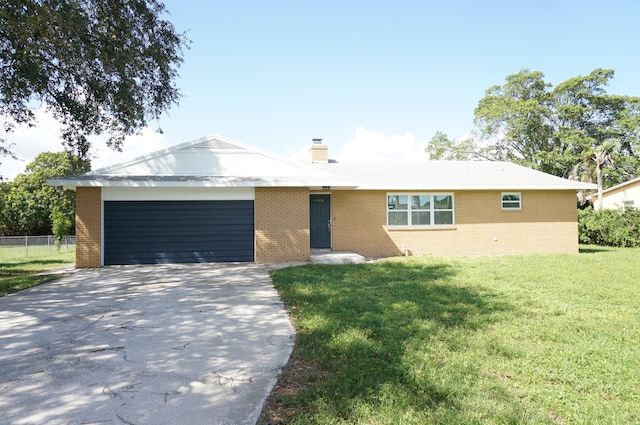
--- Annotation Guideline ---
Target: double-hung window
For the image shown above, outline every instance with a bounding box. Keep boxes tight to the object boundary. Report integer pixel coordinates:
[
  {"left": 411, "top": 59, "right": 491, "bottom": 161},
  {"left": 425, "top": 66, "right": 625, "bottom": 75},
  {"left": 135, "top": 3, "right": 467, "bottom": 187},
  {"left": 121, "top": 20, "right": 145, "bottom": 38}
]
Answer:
[
  {"left": 387, "top": 194, "right": 454, "bottom": 226},
  {"left": 502, "top": 193, "right": 521, "bottom": 210}
]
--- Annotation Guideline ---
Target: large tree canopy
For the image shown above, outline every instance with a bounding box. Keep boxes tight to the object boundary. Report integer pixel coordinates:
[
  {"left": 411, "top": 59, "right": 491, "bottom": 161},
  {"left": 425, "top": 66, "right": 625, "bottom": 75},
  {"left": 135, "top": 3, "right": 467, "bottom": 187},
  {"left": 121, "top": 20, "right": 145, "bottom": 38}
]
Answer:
[
  {"left": 427, "top": 69, "right": 640, "bottom": 191},
  {"left": 0, "top": 0, "right": 188, "bottom": 159},
  {"left": 425, "top": 131, "right": 482, "bottom": 161},
  {"left": 472, "top": 68, "right": 640, "bottom": 187},
  {"left": 0, "top": 151, "right": 90, "bottom": 235}
]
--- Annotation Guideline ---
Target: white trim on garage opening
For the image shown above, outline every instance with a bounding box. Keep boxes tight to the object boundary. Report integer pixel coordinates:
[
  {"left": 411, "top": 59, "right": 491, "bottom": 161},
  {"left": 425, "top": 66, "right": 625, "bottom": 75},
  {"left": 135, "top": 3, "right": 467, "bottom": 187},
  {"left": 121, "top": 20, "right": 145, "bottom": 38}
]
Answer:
[
  {"left": 100, "top": 187, "right": 256, "bottom": 266},
  {"left": 102, "top": 187, "right": 255, "bottom": 201}
]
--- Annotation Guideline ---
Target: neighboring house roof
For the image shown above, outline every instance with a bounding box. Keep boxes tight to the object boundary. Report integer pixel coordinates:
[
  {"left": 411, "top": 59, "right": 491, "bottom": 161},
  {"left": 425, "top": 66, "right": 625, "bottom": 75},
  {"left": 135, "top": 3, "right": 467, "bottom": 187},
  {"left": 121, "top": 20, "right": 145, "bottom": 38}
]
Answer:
[
  {"left": 49, "top": 134, "right": 596, "bottom": 191},
  {"left": 312, "top": 160, "right": 596, "bottom": 191},
  {"left": 590, "top": 176, "right": 640, "bottom": 200}
]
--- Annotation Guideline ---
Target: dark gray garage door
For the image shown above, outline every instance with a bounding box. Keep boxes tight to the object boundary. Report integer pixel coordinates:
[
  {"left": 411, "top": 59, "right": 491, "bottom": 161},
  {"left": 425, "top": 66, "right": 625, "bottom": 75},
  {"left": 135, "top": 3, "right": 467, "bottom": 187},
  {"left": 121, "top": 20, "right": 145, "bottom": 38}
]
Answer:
[{"left": 104, "top": 200, "right": 254, "bottom": 265}]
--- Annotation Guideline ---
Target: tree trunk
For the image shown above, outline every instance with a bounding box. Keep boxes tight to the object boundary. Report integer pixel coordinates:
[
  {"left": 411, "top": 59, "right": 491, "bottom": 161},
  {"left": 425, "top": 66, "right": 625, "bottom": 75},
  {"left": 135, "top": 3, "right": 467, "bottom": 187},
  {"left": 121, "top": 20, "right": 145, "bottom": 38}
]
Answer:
[{"left": 597, "top": 166, "right": 603, "bottom": 210}]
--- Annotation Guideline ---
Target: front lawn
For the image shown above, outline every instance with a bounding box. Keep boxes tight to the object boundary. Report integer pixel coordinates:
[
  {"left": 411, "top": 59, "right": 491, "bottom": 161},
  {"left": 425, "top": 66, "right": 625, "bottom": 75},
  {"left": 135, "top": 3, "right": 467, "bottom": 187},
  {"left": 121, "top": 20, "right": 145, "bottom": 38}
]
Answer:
[
  {"left": 261, "top": 247, "right": 640, "bottom": 424},
  {"left": 0, "top": 249, "right": 75, "bottom": 296}
]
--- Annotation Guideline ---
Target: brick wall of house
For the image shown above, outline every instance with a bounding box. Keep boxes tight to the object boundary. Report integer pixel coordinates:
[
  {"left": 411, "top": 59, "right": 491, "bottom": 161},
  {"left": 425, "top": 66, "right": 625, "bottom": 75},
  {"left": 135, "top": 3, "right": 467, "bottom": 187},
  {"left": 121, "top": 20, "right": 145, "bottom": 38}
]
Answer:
[
  {"left": 74, "top": 186, "right": 578, "bottom": 268},
  {"left": 330, "top": 190, "right": 398, "bottom": 258},
  {"left": 330, "top": 190, "right": 579, "bottom": 257},
  {"left": 75, "top": 187, "right": 102, "bottom": 268},
  {"left": 255, "top": 187, "right": 310, "bottom": 263}
]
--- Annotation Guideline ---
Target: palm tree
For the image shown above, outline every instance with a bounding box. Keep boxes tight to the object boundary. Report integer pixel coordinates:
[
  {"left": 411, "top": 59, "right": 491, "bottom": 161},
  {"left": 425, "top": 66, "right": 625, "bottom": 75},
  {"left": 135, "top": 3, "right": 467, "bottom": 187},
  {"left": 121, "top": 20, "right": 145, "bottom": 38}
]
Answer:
[
  {"left": 571, "top": 138, "right": 621, "bottom": 209},
  {"left": 593, "top": 139, "right": 622, "bottom": 210}
]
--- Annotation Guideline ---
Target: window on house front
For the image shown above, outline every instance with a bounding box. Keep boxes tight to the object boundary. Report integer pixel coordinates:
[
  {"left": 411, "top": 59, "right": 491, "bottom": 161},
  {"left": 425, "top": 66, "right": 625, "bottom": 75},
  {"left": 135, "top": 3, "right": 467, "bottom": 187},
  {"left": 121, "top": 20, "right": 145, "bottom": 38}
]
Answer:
[
  {"left": 502, "top": 193, "right": 521, "bottom": 210},
  {"left": 623, "top": 200, "right": 635, "bottom": 209},
  {"left": 387, "top": 194, "right": 454, "bottom": 226}
]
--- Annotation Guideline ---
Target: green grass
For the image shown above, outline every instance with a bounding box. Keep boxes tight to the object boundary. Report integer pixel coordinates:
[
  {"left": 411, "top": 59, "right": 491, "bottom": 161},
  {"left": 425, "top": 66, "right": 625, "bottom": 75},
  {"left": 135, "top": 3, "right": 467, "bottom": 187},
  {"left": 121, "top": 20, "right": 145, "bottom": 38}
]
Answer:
[
  {"left": 0, "top": 248, "right": 75, "bottom": 296},
  {"left": 261, "top": 246, "right": 640, "bottom": 425}
]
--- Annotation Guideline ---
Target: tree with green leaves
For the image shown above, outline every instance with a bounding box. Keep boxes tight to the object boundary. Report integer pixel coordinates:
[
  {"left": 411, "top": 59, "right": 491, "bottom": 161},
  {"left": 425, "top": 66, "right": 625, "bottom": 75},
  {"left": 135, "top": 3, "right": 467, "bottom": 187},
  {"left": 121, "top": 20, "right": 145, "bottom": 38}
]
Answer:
[
  {"left": 0, "top": 0, "right": 188, "bottom": 165},
  {"left": 471, "top": 68, "right": 640, "bottom": 188},
  {"left": 425, "top": 131, "right": 484, "bottom": 160},
  {"left": 0, "top": 151, "right": 90, "bottom": 236}
]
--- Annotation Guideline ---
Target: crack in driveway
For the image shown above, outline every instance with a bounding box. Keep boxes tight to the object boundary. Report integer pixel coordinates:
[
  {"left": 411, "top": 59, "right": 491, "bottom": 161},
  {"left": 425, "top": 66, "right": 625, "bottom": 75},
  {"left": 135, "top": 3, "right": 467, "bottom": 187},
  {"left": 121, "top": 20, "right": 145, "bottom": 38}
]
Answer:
[{"left": 0, "top": 263, "right": 295, "bottom": 425}]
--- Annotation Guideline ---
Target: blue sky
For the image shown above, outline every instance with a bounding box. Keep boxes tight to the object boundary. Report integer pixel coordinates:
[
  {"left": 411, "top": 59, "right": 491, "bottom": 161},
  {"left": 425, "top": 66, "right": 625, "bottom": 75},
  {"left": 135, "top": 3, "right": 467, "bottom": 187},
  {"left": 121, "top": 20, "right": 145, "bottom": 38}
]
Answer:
[{"left": 3, "top": 0, "right": 640, "bottom": 179}]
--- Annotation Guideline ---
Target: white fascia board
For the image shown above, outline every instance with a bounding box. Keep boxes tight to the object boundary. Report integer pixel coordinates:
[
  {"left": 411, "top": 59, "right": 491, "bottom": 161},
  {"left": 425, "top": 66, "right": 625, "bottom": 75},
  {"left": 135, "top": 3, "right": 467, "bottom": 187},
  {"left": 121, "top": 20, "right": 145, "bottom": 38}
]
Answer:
[
  {"left": 47, "top": 178, "right": 77, "bottom": 187},
  {"left": 50, "top": 180, "right": 593, "bottom": 191},
  {"left": 356, "top": 184, "right": 597, "bottom": 191},
  {"left": 601, "top": 176, "right": 640, "bottom": 195},
  {"left": 48, "top": 178, "right": 359, "bottom": 189}
]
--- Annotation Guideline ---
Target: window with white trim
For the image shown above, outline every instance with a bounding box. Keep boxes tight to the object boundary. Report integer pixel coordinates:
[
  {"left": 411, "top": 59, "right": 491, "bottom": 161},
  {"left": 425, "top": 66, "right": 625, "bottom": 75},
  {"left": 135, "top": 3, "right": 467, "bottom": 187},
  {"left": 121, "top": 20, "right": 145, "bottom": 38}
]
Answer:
[
  {"left": 502, "top": 193, "right": 521, "bottom": 209},
  {"left": 623, "top": 200, "right": 635, "bottom": 209},
  {"left": 387, "top": 194, "right": 454, "bottom": 226}
]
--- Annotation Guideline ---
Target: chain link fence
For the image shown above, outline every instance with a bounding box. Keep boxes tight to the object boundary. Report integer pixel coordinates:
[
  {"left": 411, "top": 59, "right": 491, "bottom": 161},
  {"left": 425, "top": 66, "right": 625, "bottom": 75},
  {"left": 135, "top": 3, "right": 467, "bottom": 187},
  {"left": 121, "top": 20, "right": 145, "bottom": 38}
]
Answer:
[{"left": 0, "top": 235, "right": 76, "bottom": 258}]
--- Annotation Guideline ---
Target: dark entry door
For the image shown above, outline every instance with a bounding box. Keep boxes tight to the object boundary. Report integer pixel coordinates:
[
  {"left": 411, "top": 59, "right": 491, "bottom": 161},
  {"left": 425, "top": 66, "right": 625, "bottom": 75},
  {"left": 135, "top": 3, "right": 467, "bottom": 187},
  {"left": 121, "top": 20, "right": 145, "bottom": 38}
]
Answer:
[{"left": 310, "top": 194, "right": 331, "bottom": 249}]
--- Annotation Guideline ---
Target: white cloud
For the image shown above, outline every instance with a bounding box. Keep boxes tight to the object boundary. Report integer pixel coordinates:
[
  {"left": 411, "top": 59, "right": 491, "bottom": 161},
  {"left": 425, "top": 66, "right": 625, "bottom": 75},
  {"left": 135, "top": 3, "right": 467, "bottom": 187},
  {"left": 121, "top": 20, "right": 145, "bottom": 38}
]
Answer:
[
  {"left": 1, "top": 109, "right": 63, "bottom": 180},
  {"left": 337, "top": 127, "right": 428, "bottom": 161},
  {"left": 1, "top": 108, "right": 169, "bottom": 180},
  {"left": 287, "top": 127, "right": 430, "bottom": 163},
  {"left": 90, "top": 127, "right": 170, "bottom": 171},
  {"left": 289, "top": 145, "right": 313, "bottom": 162}
]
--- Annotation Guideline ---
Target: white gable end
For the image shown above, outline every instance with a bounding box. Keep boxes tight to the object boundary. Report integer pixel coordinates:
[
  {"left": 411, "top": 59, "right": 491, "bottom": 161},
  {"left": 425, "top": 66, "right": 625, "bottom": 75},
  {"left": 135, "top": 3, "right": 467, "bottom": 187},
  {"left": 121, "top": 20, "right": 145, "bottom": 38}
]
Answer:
[
  {"left": 95, "top": 135, "right": 329, "bottom": 177},
  {"left": 49, "top": 134, "right": 359, "bottom": 188}
]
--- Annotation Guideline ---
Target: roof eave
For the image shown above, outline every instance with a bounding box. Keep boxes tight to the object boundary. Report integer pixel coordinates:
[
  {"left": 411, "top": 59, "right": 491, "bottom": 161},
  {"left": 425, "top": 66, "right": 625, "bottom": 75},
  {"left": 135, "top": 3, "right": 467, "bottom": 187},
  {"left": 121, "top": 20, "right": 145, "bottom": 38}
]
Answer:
[
  {"left": 47, "top": 178, "right": 359, "bottom": 189},
  {"left": 600, "top": 176, "right": 640, "bottom": 195},
  {"left": 354, "top": 184, "right": 598, "bottom": 191},
  {"left": 48, "top": 177, "right": 597, "bottom": 191}
]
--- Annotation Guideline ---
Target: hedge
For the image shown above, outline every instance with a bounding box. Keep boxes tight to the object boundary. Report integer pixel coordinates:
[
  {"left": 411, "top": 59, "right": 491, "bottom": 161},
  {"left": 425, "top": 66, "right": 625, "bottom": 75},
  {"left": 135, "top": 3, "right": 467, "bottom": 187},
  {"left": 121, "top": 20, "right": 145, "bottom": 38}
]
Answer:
[{"left": 578, "top": 207, "right": 640, "bottom": 248}]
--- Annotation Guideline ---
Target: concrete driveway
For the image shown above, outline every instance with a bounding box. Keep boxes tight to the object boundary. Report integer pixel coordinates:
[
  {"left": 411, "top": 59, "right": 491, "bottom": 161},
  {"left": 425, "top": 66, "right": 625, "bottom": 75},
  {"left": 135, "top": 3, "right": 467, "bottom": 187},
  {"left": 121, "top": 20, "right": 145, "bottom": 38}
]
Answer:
[{"left": 0, "top": 263, "right": 295, "bottom": 425}]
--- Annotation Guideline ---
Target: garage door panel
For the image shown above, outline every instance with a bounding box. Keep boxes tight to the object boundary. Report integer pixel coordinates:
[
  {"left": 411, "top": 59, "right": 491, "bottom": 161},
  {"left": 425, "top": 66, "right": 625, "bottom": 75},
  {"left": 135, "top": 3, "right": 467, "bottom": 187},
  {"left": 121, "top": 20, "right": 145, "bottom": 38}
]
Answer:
[
  {"left": 108, "top": 250, "right": 252, "bottom": 264},
  {"left": 107, "top": 220, "right": 254, "bottom": 229},
  {"left": 104, "top": 201, "right": 254, "bottom": 265},
  {"left": 106, "top": 233, "right": 255, "bottom": 243},
  {"left": 106, "top": 240, "right": 255, "bottom": 252}
]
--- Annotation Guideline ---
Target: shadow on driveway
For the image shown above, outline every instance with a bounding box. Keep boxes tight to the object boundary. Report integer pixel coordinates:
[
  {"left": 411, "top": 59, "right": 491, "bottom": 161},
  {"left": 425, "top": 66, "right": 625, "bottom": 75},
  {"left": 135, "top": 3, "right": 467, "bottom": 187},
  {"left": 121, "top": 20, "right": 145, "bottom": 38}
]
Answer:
[{"left": 0, "top": 263, "right": 294, "bottom": 425}]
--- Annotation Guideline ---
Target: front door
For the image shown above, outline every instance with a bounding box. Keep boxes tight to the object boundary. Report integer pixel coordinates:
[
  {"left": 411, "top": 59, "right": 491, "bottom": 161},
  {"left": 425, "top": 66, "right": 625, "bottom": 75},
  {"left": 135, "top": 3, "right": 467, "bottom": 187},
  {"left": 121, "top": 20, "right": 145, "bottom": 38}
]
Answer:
[{"left": 310, "top": 194, "right": 331, "bottom": 249}]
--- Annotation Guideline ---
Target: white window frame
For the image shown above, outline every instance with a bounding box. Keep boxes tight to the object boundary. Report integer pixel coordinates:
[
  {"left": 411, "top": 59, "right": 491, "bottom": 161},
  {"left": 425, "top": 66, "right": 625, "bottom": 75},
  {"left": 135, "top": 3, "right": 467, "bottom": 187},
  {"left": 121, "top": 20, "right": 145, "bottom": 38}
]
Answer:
[
  {"left": 387, "top": 193, "right": 455, "bottom": 227},
  {"left": 501, "top": 192, "right": 522, "bottom": 210}
]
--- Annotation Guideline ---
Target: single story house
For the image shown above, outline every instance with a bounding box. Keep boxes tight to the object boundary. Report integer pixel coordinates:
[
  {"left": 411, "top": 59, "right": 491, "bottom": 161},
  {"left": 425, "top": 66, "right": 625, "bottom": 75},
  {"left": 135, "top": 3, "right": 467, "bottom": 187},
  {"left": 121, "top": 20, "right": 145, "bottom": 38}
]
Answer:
[
  {"left": 48, "top": 135, "right": 596, "bottom": 267},
  {"left": 589, "top": 177, "right": 640, "bottom": 210}
]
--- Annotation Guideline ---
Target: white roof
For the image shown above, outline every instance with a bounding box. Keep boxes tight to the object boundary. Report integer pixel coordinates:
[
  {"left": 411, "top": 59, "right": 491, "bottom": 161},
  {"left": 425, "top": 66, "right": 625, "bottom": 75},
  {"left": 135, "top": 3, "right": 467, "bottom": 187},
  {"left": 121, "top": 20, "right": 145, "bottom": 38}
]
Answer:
[
  {"left": 594, "top": 175, "right": 640, "bottom": 198},
  {"left": 48, "top": 135, "right": 358, "bottom": 188},
  {"left": 311, "top": 160, "right": 596, "bottom": 190},
  {"left": 48, "top": 134, "right": 596, "bottom": 191}
]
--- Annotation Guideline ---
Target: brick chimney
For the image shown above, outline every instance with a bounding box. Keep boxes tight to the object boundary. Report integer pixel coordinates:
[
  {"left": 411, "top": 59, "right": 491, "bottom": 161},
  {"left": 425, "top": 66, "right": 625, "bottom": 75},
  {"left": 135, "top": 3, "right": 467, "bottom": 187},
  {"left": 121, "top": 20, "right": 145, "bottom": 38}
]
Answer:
[{"left": 309, "top": 138, "right": 328, "bottom": 163}]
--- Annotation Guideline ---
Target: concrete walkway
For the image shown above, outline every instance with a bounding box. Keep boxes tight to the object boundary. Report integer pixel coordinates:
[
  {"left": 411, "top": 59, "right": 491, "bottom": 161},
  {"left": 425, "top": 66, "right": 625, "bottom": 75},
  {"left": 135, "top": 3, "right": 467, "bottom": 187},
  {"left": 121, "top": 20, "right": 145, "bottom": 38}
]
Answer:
[
  {"left": 310, "top": 249, "right": 366, "bottom": 265},
  {"left": 0, "top": 263, "right": 295, "bottom": 425}
]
